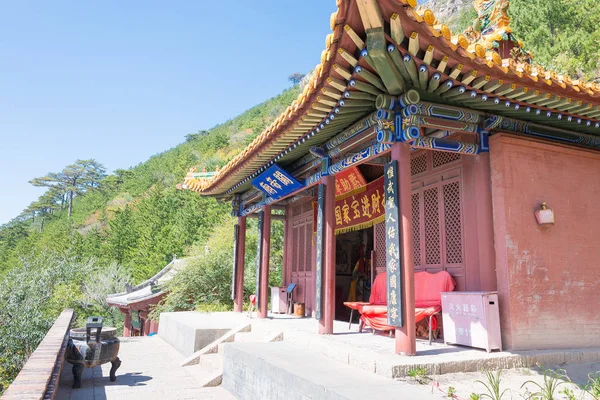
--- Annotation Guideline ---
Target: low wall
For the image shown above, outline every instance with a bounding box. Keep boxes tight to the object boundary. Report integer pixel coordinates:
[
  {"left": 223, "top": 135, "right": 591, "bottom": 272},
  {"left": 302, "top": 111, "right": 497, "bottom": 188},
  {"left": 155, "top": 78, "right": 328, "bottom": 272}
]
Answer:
[{"left": 1, "top": 309, "right": 75, "bottom": 400}]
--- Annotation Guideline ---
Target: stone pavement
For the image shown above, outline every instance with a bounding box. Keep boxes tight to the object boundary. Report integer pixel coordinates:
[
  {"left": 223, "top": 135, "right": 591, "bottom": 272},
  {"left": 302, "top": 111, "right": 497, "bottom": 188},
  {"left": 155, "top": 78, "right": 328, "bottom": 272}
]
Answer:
[
  {"left": 55, "top": 336, "right": 235, "bottom": 400},
  {"left": 251, "top": 314, "right": 600, "bottom": 378}
]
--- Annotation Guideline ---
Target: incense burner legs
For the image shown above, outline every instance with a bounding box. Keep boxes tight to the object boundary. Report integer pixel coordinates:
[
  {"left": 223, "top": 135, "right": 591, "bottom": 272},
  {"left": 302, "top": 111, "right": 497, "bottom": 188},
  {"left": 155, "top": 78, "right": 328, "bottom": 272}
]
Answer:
[{"left": 65, "top": 317, "right": 121, "bottom": 389}]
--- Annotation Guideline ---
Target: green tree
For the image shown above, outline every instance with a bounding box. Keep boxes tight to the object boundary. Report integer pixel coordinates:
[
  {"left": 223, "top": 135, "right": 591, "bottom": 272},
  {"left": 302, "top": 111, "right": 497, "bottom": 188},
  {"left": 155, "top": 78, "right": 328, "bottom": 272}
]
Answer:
[
  {"left": 288, "top": 72, "right": 306, "bottom": 85},
  {"left": 29, "top": 159, "right": 107, "bottom": 218}
]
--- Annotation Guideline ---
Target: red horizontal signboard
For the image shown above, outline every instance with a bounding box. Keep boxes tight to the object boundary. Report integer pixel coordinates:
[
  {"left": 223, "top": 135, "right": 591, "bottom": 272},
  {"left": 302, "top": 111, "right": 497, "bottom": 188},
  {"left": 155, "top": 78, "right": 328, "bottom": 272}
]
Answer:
[{"left": 314, "top": 176, "right": 384, "bottom": 235}]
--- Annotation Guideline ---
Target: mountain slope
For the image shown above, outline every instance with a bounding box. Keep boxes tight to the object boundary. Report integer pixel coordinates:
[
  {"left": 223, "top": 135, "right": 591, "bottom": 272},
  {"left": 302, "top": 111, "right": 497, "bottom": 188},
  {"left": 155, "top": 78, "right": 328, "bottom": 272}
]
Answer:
[{"left": 0, "top": 85, "right": 298, "bottom": 391}]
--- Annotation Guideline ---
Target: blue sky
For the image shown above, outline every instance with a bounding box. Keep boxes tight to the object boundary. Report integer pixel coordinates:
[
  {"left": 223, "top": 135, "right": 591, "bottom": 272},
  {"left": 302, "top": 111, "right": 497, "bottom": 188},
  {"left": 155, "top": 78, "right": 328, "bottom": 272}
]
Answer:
[{"left": 0, "top": 1, "right": 336, "bottom": 224}]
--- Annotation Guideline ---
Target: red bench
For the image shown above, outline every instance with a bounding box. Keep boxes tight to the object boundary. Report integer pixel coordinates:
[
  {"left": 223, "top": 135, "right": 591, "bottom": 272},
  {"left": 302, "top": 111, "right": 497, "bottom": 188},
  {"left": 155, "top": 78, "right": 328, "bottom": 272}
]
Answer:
[{"left": 344, "top": 271, "right": 456, "bottom": 343}]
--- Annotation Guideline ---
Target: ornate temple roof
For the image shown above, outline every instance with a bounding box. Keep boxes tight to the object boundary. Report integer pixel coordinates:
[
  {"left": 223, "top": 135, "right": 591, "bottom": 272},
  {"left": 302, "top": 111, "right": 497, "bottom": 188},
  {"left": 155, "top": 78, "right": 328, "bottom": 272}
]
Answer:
[
  {"left": 183, "top": 0, "right": 600, "bottom": 197},
  {"left": 106, "top": 257, "right": 189, "bottom": 308}
]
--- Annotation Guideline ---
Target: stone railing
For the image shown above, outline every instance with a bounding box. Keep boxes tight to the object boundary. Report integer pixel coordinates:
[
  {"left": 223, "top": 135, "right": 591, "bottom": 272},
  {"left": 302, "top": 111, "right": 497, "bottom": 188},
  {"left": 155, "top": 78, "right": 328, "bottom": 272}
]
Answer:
[{"left": 1, "top": 309, "right": 75, "bottom": 400}]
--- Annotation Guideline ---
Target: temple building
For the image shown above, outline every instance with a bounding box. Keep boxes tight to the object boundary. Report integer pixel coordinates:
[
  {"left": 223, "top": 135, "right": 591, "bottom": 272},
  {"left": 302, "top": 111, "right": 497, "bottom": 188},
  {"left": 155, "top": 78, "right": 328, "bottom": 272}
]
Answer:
[
  {"left": 179, "top": 0, "right": 600, "bottom": 354},
  {"left": 107, "top": 257, "right": 187, "bottom": 337}
]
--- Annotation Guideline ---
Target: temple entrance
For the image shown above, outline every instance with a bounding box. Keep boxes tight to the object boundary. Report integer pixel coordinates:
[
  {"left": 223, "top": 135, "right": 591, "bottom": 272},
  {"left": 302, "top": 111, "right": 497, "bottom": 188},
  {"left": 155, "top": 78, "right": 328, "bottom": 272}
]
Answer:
[
  {"left": 288, "top": 200, "right": 314, "bottom": 315},
  {"left": 334, "top": 228, "right": 374, "bottom": 321}
]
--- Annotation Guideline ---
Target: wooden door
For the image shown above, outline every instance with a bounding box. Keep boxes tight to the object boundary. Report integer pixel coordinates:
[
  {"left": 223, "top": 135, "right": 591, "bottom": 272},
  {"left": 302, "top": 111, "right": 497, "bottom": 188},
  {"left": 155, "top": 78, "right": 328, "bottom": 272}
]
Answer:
[{"left": 290, "top": 213, "right": 314, "bottom": 315}]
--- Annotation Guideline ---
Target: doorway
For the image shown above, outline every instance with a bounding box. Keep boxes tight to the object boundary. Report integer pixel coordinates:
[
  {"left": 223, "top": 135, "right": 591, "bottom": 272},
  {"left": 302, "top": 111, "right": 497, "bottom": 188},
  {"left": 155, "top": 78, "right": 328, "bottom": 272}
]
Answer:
[{"left": 334, "top": 227, "right": 373, "bottom": 321}]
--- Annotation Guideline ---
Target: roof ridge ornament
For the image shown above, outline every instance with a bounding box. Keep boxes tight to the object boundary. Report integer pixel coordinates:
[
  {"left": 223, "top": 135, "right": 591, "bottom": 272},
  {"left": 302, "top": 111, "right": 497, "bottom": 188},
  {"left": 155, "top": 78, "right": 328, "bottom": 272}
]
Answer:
[{"left": 464, "top": 0, "right": 532, "bottom": 64}]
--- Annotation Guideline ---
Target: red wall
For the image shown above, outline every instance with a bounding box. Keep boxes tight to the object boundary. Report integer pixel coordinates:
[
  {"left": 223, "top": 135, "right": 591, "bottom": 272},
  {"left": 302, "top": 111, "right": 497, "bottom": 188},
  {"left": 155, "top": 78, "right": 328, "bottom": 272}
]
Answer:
[{"left": 490, "top": 134, "right": 600, "bottom": 350}]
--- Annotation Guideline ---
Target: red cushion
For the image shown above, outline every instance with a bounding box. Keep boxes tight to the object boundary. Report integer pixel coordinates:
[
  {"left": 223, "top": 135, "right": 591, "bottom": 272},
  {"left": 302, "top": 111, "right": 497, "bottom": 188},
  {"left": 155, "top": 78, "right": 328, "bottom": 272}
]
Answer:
[
  {"left": 414, "top": 271, "right": 456, "bottom": 308},
  {"left": 357, "top": 271, "right": 456, "bottom": 332},
  {"left": 368, "top": 273, "right": 388, "bottom": 305}
]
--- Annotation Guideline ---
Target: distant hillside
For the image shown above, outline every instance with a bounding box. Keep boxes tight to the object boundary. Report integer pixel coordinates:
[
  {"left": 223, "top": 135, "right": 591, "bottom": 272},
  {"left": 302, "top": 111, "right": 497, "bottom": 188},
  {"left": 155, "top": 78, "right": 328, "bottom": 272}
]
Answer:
[
  {"left": 0, "top": 85, "right": 299, "bottom": 391},
  {"left": 422, "top": 0, "right": 473, "bottom": 31},
  {"left": 422, "top": 0, "right": 600, "bottom": 80}
]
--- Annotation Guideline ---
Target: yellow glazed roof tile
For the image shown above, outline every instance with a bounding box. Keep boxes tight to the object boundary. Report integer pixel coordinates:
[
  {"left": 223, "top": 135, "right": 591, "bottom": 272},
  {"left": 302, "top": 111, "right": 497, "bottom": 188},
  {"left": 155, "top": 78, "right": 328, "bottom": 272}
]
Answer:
[{"left": 183, "top": 0, "right": 600, "bottom": 196}]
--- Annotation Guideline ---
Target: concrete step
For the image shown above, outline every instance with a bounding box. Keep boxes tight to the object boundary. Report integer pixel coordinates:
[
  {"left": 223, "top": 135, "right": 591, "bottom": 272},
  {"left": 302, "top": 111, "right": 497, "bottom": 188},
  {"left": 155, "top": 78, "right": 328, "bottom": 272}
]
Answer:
[
  {"left": 222, "top": 342, "right": 445, "bottom": 400},
  {"left": 185, "top": 364, "right": 223, "bottom": 388},
  {"left": 180, "top": 322, "right": 251, "bottom": 366},
  {"left": 217, "top": 328, "right": 283, "bottom": 354},
  {"left": 159, "top": 311, "right": 248, "bottom": 357},
  {"left": 234, "top": 330, "right": 283, "bottom": 343},
  {"left": 198, "top": 353, "right": 223, "bottom": 371}
]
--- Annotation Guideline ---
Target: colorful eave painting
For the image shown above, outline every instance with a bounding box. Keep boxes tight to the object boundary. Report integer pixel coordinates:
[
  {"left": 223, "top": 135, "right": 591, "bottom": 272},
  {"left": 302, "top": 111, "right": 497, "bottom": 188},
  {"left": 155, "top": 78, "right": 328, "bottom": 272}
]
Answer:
[{"left": 181, "top": 0, "right": 600, "bottom": 198}]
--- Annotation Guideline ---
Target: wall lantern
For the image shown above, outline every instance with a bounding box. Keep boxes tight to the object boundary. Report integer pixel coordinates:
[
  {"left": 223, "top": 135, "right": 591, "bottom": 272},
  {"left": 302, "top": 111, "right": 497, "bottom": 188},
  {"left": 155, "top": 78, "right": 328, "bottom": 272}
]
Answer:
[{"left": 534, "top": 202, "right": 555, "bottom": 226}]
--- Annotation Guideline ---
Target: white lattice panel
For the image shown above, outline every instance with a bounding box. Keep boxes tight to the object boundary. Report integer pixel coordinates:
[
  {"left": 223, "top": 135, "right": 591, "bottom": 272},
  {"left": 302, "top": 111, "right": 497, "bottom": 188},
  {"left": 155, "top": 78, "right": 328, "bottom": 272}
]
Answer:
[
  {"left": 411, "top": 192, "right": 422, "bottom": 268},
  {"left": 423, "top": 187, "right": 441, "bottom": 265},
  {"left": 374, "top": 222, "right": 386, "bottom": 274},
  {"left": 443, "top": 181, "right": 463, "bottom": 264}
]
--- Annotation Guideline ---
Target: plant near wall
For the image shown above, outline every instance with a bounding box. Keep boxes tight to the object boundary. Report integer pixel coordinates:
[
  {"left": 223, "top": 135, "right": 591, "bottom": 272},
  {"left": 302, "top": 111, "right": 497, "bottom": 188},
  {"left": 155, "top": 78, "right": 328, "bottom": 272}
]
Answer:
[
  {"left": 520, "top": 364, "right": 572, "bottom": 400},
  {"left": 407, "top": 366, "right": 429, "bottom": 384},
  {"left": 584, "top": 372, "right": 600, "bottom": 399},
  {"left": 558, "top": 387, "right": 577, "bottom": 400},
  {"left": 475, "top": 371, "right": 510, "bottom": 400},
  {"left": 447, "top": 386, "right": 457, "bottom": 398}
]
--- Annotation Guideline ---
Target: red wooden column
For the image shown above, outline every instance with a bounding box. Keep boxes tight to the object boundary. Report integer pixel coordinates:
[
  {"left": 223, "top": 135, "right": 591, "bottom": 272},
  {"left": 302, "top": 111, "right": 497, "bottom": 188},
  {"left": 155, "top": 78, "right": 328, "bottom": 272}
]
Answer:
[
  {"left": 122, "top": 311, "right": 132, "bottom": 337},
  {"left": 319, "top": 175, "right": 336, "bottom": 334},
  {"left": 392, "top": 142, "right": 416, "bottom": 355},
  {"left": 258, "top": 205, "right": 272, "bottom": 319},
  {"left": 148, "top": 319, "right": 158, "bottom": 335},
  {"left": 234, "top": 216, "right": 247, "bottom": 313}
]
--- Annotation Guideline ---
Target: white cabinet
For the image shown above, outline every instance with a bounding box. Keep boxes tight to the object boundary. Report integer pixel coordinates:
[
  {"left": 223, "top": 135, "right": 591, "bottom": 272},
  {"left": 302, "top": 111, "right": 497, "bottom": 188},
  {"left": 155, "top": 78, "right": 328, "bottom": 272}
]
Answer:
[
  {"left": 441, "top": 291, "right": 502, "bottom": 352},
  {"left": 271, "top": 287, "right": 288, "bottom": 314}
]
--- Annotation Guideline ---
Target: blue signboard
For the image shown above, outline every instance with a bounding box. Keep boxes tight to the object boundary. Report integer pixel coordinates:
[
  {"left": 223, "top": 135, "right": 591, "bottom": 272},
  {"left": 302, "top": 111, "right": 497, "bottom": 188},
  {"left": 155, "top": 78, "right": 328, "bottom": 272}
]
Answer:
[{"left": 251, "top": 165, "right": 304, "bottom": 200}]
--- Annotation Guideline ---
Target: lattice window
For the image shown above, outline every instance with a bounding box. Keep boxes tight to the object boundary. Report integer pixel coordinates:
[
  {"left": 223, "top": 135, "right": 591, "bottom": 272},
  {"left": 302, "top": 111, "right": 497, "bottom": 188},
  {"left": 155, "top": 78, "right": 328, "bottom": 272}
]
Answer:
[
  {"left": 291, "top": 225, "right": 298, "bottom": 272},
  {"left": 304, "top": 221, "right": 313, "bottom": 271},
  {"left": 443, "top": 181, "right": 463, "bottom": 264},
  {"left": 423, "top": 187, "right": 441, "bottom": 265},
  {"left": 411, "top": 193, "right": 422, "bottom": 267},
  {"left": 297, "top": 222, "right": 305, "bottom": 272},
  {"left": 411, "top": 153, "right": 428, "bottom": 176},
  {"left": 432, "top": 151, "right": 460, "bottom": 168},
  {"left": 374, "top": 222, "right": 387, "bottom": 273}
]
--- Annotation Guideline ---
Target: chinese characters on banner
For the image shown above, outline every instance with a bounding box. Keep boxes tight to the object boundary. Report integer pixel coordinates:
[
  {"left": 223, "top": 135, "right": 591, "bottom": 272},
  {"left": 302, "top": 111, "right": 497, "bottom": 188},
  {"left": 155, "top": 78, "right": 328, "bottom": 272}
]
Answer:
[
  {"left": 335, "top": 166, "right": 367, "bottom": 198},
  {"left": 313, "top": 176, "right": 385, "bottom": 235},
  {"left": 251, "top": 165, "right": 305, "bottom": 200},
  {"left": 314, "top": 184, "right": 325, "bottom": 320},
  {"left": 384, "top": 161, "right": 403, "bottom": 328}
]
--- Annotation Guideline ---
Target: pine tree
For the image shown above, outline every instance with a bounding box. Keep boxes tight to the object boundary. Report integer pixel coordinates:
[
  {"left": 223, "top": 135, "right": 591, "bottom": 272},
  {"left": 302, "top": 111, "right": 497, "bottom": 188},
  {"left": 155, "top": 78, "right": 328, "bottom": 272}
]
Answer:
[{"left": 29, "top": 159, "right": 107, "bottom": 218}]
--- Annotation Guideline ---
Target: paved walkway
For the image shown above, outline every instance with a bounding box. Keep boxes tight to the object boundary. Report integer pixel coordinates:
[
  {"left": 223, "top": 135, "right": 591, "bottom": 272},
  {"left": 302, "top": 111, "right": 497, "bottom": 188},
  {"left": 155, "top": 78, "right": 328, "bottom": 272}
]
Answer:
[
  {"left": 250, "top": 313, "right": 600, "bottom": 377},
  {"left": 56, "top": 336, "right": 235, "bottom": 400}
]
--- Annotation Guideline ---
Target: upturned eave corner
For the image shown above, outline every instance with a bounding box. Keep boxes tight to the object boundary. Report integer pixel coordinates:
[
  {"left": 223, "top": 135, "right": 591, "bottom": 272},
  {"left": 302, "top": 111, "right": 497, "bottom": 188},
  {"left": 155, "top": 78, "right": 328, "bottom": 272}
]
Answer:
[{"left": 179, "top": 0, "right": 600, "bottom": 197}]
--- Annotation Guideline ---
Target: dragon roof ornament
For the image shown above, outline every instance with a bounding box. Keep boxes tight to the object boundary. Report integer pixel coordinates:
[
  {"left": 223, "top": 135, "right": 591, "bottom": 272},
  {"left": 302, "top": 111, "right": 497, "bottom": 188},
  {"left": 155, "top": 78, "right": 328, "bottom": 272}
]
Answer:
[{"left": 464, "top": 0, "right": 532, "bottom": 63}]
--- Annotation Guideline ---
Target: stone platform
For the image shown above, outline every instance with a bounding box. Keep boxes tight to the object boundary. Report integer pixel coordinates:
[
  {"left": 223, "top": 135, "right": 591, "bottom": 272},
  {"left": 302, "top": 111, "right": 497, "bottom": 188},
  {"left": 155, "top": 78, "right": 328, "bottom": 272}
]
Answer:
[
  {"left": 251, "top": 313, "right": 600, "bottom": 379},
  {"left": 222, "top": 341, "right": 443, "bottom": 400},
  {"left": 55, "top": 335, "right": 235, "bottom": 400},
  {"left": 158, "top": 311, "right": 247, "bottom": 356}
]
